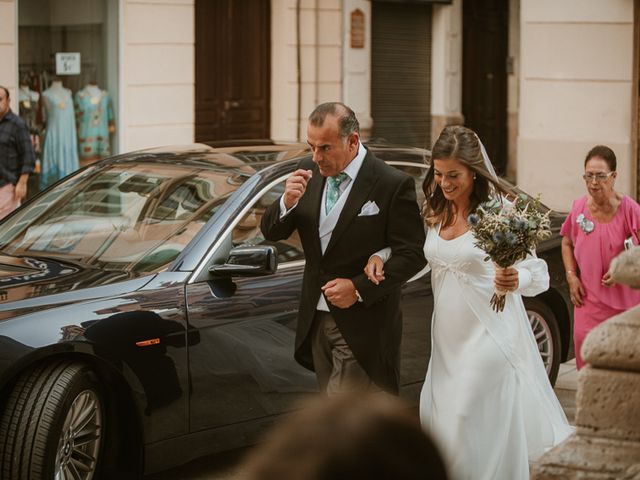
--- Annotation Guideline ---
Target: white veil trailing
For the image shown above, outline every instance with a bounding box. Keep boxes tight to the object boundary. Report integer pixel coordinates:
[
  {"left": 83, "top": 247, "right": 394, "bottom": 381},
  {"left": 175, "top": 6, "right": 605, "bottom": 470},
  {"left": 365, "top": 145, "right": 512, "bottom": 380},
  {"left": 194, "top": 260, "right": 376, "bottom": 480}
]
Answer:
[
  {"left": 474, "top": 132, "right": 503, "bottom": 201},
  {"left": 475, "top": 133, "right": 500, "bottom": 182}
]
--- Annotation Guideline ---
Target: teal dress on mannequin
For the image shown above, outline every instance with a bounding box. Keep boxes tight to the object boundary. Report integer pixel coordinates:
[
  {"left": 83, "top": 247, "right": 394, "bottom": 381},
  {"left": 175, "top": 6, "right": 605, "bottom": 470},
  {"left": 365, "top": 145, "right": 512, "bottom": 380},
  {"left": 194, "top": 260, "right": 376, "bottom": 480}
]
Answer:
[
  {"left": 74, "top": 85, "right": 115, "bottom": 161},
  {"left": 40, "top": 83, "right": 80, "bottom": 189}
]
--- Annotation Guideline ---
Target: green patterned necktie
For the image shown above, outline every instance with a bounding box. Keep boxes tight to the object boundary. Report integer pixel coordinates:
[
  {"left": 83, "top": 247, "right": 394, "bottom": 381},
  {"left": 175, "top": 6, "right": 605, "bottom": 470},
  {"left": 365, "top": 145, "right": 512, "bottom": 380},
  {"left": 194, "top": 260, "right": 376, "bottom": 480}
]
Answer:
[{"left": 325, "top": 172, "right": 349, "bottom": 214}]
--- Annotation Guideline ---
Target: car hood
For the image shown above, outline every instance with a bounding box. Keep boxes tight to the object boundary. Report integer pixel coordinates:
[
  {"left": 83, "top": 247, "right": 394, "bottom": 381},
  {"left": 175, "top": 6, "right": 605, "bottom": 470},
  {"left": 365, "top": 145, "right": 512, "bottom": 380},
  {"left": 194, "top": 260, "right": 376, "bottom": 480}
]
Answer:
[{"left": 0, "top": 253, "right": 152, "bottom": 319}]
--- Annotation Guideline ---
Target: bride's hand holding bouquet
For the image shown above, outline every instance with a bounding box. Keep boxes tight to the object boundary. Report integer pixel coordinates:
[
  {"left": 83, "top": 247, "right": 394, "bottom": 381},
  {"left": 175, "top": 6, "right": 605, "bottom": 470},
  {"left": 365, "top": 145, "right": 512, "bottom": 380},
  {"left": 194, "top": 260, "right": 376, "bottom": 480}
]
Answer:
[
  {"left": 493, "top": 265, "right": 520, "bottom": 301},
  {"left": 467, "top": 194, "right": 551, "bottom": 312}
]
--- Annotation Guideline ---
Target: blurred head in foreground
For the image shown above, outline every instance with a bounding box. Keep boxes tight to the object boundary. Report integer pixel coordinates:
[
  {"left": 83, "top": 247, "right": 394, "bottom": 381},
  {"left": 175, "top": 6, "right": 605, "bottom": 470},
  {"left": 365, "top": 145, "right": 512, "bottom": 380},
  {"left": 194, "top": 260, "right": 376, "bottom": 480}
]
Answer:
[{"left": 244, "top": 393, "right": 449, "bottom": 480}]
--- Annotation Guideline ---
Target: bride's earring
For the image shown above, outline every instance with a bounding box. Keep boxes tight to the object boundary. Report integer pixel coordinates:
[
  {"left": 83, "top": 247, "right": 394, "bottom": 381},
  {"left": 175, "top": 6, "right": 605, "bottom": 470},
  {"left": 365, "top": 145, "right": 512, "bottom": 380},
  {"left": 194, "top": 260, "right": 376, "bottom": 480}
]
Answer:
[{"left": 473, "top": 174, "right": 477, "bottom": 180}]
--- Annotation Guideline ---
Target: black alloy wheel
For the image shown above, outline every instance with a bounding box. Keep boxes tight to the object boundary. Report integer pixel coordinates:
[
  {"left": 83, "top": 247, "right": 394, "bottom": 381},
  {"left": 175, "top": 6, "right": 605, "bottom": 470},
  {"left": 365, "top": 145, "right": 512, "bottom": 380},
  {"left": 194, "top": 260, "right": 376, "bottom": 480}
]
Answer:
[
  {"left": 524, "top": 298, "right": 562, "bottom": 385},
  {"left": 0, "top": 360, "right": 105, "bottom": 479}
]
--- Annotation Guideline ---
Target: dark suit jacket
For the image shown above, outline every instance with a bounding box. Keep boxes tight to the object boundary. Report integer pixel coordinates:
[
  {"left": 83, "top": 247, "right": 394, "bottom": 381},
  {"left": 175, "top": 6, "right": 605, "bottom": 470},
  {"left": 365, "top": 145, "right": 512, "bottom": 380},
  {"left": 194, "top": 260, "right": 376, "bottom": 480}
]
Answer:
[{"left": 261, "top": 150, "right": 426, "bottom": 393}]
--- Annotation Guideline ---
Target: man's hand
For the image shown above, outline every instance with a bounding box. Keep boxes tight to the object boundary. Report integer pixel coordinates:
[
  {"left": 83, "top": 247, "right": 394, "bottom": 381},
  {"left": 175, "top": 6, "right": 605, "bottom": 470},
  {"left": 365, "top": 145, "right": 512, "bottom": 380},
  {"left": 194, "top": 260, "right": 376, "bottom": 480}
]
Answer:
[
  {"left": 283, "top": 169, "right": 313, "bottom": 210},
  {"left": 321, "top": 278, "right": 358, "bottom": 309},
  {"left": 14, "top": 175, "right": 28, "bottom": 202}
]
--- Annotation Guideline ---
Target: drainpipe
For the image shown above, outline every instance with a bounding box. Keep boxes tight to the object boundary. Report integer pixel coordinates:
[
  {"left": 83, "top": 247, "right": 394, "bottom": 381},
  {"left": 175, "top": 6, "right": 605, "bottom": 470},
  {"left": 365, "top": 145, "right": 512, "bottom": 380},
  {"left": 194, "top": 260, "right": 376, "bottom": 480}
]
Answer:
[
  {"left": 314, "top": 0, "right": 319, "bottom": 106},
  {"left": 296, "top": 0, "right": 302, "bottom": 141}
]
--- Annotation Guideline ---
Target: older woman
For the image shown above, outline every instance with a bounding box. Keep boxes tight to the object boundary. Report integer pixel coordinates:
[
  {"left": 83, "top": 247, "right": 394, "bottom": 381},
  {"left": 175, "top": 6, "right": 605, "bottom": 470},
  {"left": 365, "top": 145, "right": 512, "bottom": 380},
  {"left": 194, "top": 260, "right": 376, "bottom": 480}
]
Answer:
[{"left": 561, "top": 145, "right": 640, "bottom": 369}]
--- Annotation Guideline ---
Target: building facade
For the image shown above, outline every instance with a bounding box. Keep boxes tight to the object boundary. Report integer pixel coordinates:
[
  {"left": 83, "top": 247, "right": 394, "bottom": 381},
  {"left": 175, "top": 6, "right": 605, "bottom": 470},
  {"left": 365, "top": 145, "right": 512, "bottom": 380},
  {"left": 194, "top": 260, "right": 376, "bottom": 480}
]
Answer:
[
  {"left": 517, "top": 0, "right": 639, "bottom": 209},
  {"left": 432, "top": 0, "right": 639, "bottom": 209},
  {"left": 1, "top": 0, "right": 637, "bottom": 209}
]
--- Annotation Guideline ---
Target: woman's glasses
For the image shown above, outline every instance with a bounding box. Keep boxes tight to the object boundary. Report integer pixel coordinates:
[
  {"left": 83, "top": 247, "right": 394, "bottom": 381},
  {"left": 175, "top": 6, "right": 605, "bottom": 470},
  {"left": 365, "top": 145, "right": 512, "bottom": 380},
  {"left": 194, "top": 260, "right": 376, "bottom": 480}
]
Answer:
[{"left": 582, "top": 172, "right": 614, "bottom": 182}]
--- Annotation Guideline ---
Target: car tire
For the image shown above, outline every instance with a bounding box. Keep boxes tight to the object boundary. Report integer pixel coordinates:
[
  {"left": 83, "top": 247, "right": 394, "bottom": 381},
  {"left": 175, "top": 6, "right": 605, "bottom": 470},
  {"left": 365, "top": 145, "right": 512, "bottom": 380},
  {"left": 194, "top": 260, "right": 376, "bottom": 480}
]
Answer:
[
  {"left": 524, "top": 298, "right": 562, "bottom": 385},
  {"left": 0, "top": 360, "right": 105, "bottom": 479}
]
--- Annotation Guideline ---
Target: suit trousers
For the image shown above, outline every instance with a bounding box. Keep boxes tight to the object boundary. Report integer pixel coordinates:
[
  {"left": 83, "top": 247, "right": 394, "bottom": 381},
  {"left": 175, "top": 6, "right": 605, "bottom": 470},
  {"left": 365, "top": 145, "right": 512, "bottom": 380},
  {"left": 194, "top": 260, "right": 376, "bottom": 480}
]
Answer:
[{"left": 311, "top": 310, "right": 374, "bottom": 395}]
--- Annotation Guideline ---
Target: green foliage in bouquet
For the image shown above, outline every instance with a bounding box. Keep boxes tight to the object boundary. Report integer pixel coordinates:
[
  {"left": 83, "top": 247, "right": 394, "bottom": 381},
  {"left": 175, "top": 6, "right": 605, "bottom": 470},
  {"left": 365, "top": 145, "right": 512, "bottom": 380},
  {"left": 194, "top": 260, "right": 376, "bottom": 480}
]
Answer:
[{"left": 467, "top": 194, "right": 552, "bottom": 311}]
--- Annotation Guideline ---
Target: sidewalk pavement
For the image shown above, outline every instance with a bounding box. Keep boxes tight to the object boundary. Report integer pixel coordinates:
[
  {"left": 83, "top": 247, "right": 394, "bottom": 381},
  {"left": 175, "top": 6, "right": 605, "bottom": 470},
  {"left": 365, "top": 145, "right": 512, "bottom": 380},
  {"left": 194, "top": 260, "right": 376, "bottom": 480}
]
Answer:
[
  {"left": 147, "top": 360, "right": 580, "bottom": 479},
  {"left": 555, "top": 359, "right": 578, "bottom": 424}
]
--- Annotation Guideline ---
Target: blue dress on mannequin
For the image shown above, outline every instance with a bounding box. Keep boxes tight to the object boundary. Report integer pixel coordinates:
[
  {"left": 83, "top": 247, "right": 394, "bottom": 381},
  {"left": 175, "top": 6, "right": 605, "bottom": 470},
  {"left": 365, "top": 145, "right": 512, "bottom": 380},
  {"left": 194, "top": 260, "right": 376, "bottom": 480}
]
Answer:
[
  {"left": 40, "top": 81, "right": 80, "bottom": 189},
  {"left": 74, "top": 84, "right": 115, "bottom": 161}
]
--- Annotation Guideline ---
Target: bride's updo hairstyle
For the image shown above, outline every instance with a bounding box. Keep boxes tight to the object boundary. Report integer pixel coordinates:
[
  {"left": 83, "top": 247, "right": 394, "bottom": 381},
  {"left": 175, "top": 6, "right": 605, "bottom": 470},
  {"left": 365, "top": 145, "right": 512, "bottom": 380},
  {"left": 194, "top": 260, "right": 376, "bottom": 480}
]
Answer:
[{"left": 422, "top": 125, "right": 503, "bottom": 227}]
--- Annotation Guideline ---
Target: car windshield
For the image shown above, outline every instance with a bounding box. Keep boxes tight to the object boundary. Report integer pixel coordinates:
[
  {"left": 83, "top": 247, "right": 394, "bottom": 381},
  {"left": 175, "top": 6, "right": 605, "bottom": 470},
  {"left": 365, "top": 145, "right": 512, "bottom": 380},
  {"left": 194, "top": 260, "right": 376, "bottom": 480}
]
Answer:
[{"left": 0, "top": 162, "right": 251, "bottom": 273}]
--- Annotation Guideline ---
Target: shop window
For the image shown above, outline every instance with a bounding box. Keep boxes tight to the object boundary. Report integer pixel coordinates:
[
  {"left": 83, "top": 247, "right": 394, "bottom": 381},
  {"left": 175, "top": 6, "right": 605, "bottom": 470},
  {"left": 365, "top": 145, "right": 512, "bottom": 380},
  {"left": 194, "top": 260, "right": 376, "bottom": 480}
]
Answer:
[{"left": 18, "top": 0, "right": 119, "bottom": 197}]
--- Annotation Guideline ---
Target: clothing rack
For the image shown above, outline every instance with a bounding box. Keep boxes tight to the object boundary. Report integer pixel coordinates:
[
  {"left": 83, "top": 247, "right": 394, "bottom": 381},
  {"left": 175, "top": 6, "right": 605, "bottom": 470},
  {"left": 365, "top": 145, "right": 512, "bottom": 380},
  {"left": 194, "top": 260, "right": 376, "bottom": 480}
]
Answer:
[{"left": 19, "top": 62, "right": 99, "bottom": 93}]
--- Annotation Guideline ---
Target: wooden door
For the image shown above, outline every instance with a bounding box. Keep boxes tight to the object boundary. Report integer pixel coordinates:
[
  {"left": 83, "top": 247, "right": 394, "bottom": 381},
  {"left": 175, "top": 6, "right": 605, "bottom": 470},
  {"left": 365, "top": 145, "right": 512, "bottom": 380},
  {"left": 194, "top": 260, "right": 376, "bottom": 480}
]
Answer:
[
  {"left": 462, "top": 0, "right": 508, "bottom": 175},
  {"left": 195, "top": 0, "right": 270, "bottom": 142}
]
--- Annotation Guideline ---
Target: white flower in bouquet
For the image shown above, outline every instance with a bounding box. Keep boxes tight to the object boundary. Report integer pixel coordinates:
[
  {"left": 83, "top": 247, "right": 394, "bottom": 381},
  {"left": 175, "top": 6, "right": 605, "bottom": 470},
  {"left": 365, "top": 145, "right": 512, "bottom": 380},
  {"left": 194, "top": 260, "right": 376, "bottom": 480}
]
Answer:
[{"left": 467, "top": 194, "right": 552, "bottom": 312}]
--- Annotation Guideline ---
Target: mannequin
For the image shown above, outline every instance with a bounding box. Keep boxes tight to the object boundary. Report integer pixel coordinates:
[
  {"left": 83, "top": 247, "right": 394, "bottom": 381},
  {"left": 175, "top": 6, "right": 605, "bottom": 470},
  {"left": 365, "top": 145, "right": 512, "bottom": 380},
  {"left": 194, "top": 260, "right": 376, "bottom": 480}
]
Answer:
[
  {"left": 18, "top": 84, "right": 39, "bottom": 111},
  {"left": 18, "top": 83, "right": 41, "bottom": 153},
  {"left": 74, "top": 80, "right": 115, "bottom": 165},
  {"left": 41, "top": 79, "right": 80, "bottom": 189}
]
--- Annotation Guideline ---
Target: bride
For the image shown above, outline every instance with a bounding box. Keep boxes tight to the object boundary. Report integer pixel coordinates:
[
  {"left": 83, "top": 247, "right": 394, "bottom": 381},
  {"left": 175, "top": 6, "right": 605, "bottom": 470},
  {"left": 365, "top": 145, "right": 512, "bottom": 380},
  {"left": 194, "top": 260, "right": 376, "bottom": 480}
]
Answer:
[{"left": 365, "top": 126, "right": 572, "bottom": 479}]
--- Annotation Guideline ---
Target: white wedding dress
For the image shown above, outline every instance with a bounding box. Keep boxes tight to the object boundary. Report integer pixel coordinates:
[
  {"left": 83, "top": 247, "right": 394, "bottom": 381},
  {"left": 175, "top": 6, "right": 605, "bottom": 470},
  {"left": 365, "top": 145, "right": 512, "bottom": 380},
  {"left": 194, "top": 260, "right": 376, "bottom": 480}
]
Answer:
[{"left": 420, "top": 226, "right": 573, "bottom": 480}]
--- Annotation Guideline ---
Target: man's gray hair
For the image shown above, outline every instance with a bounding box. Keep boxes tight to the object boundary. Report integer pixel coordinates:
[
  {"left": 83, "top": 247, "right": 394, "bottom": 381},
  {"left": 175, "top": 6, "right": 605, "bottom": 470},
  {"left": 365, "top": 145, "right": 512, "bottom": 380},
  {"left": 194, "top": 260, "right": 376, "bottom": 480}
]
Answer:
[{"left": 308, "top": 102, "right": 359, "bottom": 138}]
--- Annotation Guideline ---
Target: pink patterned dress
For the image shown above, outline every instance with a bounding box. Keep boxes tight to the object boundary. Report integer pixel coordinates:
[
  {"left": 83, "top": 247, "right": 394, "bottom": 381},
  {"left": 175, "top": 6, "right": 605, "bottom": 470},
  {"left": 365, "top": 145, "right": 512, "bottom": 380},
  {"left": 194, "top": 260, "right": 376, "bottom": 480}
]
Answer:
[{"left": 560, "top": 195, "right": 640, "bottom": 368}]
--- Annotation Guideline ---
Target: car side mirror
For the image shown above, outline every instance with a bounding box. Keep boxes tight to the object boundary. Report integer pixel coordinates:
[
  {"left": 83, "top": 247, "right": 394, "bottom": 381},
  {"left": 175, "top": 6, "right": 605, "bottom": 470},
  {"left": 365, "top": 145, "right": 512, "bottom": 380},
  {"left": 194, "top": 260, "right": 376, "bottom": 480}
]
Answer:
[{"left": 208, "top": 245, "right": 277, "bottom": 277}]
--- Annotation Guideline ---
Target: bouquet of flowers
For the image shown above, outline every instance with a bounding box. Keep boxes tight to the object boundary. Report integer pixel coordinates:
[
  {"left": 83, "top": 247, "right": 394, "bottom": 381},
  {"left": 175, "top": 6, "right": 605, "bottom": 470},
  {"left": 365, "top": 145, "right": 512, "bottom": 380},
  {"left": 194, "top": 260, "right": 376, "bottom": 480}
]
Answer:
[{"left": 467, "top": 194, "right": 552, "bottom": 312}]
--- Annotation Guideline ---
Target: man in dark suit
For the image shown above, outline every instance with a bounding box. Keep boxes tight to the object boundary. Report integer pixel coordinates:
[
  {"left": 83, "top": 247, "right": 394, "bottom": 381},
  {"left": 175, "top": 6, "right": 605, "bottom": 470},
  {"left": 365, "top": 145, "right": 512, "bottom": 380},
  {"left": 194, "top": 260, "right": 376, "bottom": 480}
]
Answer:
[{"left": 261, "top": 102, "right": 426, "bottom": 394}]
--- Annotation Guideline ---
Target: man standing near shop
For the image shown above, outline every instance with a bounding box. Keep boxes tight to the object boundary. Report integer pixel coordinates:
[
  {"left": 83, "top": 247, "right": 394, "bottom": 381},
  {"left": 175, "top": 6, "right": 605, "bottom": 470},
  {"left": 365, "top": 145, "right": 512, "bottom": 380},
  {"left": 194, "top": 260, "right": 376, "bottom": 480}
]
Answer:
[
  {"left": 261, "top": 102, "right": 426, "bottom": 395},
  {"left": 0, "top": 86, "right": 35, "bottom": 219}
]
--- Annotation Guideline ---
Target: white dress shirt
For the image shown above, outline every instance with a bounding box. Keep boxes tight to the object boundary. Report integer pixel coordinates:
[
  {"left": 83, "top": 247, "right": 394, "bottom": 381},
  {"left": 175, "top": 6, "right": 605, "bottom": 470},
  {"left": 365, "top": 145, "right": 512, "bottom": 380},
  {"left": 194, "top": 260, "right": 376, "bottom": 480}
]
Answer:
[{"left": 280, "top": 143, "right": 367, "bottom": 311}]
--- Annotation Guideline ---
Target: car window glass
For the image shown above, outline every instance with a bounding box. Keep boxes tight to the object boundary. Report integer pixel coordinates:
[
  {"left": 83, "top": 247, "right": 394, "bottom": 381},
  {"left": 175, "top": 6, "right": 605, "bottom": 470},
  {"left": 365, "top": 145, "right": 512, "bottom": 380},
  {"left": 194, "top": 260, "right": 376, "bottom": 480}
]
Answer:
[
  {"left": 0, "top": 164, "right": 251, "bottom": 273},
  {"left": 231, "top": 179, "right": 304, "bottom": 264},
  {"left": 229, "top": 164, "right": 427, "bottom": 266},
  {"left": 389, "top": 163, "right": 427, "bottom": 208}
]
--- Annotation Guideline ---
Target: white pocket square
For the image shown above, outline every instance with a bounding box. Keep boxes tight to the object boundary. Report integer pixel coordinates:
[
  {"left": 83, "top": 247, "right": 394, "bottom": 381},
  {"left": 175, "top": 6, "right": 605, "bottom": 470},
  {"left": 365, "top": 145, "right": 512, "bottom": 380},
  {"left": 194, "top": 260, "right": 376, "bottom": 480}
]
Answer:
[{"left": 358, "top": 200, "right": 380, "bottom": 217}]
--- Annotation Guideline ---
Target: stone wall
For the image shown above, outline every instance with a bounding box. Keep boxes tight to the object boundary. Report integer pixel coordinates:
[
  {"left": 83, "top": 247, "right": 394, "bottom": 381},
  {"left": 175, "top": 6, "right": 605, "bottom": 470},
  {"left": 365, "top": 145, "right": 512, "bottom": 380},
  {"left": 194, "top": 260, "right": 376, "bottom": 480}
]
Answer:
[{"left": 532, "top": 247, "right": 640, "bottom": 479}]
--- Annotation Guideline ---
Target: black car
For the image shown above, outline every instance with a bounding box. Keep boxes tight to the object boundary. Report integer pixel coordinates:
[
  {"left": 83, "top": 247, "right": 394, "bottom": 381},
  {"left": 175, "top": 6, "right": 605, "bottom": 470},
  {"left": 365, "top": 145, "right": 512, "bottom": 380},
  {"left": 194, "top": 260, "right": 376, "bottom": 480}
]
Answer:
[{"left": 0, "top": 141, "right": 573, "bottom": 478}]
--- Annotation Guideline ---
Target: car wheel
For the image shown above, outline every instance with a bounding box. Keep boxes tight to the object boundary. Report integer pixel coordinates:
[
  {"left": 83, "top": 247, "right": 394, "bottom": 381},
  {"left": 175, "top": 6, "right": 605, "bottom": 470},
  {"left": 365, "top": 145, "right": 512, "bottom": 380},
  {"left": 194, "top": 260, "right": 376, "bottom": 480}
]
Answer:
[
  {"left": 524, "top": 298, "right": 562, "bottom": 385},
  {"left": 0, "top": 360, "right": 104, "bottom": 480}
]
